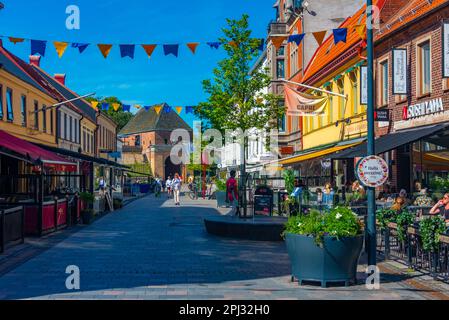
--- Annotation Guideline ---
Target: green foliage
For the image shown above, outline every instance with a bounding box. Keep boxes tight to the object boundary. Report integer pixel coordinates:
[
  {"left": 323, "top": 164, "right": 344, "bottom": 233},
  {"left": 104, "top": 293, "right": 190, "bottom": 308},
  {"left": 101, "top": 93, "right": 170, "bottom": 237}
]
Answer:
[
  {"left": 430, "top": 176, "right": 449, "bottom": 192},
  {"left": 215, "top": 179, "right": 227, "bottom": 192},
  {"left": 376, "top": 208, "right": 396, "bottom": 230},
  {"left": 419, "top": 216, "right": 446, "bottom": 252},
  {"left": 283, "top": 207, "right": 363, "bottom": 246},
  {"left": 395, "top": 210, "right": 416, "bottom": 243},
  {"left": 79, "top": 192, "right": 95, "bottom": 204},
  {"left": 195, "top": 14, "right": 285, "bottom": 134},
  {"left": 86, "top": 96, "right": 134, "bottom": 131},
  {"left": 283, "top": 170, "right": 295, "bottom": 195},
  {"left": 128, "top": 163, "right": 152, "bottom": 177}
]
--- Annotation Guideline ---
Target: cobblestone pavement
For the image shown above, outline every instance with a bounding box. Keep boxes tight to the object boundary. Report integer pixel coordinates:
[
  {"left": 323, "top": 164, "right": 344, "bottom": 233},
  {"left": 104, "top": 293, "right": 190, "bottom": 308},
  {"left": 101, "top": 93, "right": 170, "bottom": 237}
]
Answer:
[{"left": 0, "top": 194, "right": 441, "bottom": 300}]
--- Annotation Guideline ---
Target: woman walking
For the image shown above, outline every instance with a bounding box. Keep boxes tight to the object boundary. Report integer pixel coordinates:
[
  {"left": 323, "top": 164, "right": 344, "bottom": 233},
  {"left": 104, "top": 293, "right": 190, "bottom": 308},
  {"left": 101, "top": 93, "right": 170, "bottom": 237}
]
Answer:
[
  {"left": 172, "top": 173, "right": 182, "bottom": 206},
  {"left": 226, "top": 170, "right": 239, "bottom": 216}
]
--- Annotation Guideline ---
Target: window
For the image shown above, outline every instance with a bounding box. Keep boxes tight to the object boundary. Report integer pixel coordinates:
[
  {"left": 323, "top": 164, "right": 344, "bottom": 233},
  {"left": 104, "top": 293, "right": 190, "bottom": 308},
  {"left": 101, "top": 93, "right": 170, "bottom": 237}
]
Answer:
[
  {"left": 64, "top": 114, "right": 68, "bottom": 139},
  {"left": 0, "top": 85, "right": 3, "bottom": 120},
  {"left": 69, "top": 116, "right": 73, "bottom": 141},
  {"left": 6, "top": 88, "right": 13, "bottom": 121},
  {"left": 50, "top": 109, "right": 54, "bottom": 134},
  {"left": 349, "top": 71, "right": 358, "bottom": 115},
  {"left": 277, "top": 46, "right": 285, "bottom": 56},
  {"left": 417, "top": 40, "right": 431, "bottom": 96},
  {"left": 21, "top": 95, "right": 27, "bottom": 127},
  {"left": 83, "top": 130, "right": 86, "bottom": 152},
  {"left": 379, "top": 60, "right": 389, "bottom": 106},
  {"left": 279, "top": 114, "right": 286, "bottom": 132},
  {"left": 135, "top": 135, "right": 141, "bottom": 147},
  {"left": 34, "top": 101, "right": 39, "bottom": 129},
  {"left": 277, "top": 59, "right": 285, "bottom": 79},
  {"left": 326, "top": 85, "right": 333, "bottom": 125},
  {"left": 42, "top": 106, "right": 47, "bottom": 133},
  {"left": 337, "top": 79, "right": 345, "bottom": 120}
]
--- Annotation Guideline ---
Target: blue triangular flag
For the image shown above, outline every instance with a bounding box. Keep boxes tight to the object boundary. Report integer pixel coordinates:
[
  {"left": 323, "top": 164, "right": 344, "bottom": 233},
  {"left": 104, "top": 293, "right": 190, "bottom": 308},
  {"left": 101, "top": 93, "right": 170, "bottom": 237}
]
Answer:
[
  {"left": 258, "top": 38, "right": 265, "bottom": 51},
  {"left": 333, "top": 28, "right": 347, "bottom": 45},
  {"left": 288, "top": 34, "right": 305, "bottom": 46},
  {"left": 163, "top": 44, "right": 179, "bottom": 57},
  {"left": 207, "top": 42, "right": 221, "bottom": 49},
  {"left": 71, "top": 43, "right": 89, "bottom": 53},
  {"left": 31, "top": 40, "right": 47, "bottom": 56},
  {"left": 185, "top": 106, "right": 195, "bottom": 114},
  {"left": 120, "top": 44, "right": 135, "bottom": 59},
  {"left": 144, "top": 106, "right": 151, "bottom": 111},
  {"left": 122, "top": 105, "right": 131, "bottom": 112},
  {"left": 101, "top": 103, "right": 109, "bottom": 111},
  {"left": 164, "top": 105, "right": 172, "bottom": 113}
]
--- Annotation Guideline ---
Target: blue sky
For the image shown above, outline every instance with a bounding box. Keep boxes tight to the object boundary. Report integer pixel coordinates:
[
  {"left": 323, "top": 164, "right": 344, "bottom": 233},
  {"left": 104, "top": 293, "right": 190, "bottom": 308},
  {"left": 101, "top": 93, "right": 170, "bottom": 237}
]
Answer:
[{"left": 0, "top": 0, "right": 275, "bottom": 126}]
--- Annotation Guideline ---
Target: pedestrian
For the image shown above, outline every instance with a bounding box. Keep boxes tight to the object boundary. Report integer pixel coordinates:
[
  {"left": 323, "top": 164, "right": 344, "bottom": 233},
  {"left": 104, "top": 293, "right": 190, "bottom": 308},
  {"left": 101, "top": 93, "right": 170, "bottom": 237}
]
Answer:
[
  {"left": 172, "top": 173, "right": 182, "bottom": 206},
  {"left": 166, "top": 176, "right": 173, "bottom": 198},
  {"left": 226, "top": 170, "right": 239, "bottom": 216},
  {"left": 154, "top": 177, "right": 162, "bottom": 198},
  {"left": 430, "top": 193, "right": 449, "bottom": 230}
]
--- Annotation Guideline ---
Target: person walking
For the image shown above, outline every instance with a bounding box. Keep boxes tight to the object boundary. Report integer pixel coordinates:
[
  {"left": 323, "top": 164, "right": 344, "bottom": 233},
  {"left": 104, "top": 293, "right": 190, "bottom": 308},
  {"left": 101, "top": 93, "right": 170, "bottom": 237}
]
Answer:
[
  {"left": 172, "top": 173, "right": 182, "bottom": 206},
  {"left": 226, "top": 170, "right": 239, "bottom": 216},
  {"left": 166, "top": 176, "right": 173, "bottom": 198},
  {"left": 154, "top": 177, "right": 162, "bottom": 198}
]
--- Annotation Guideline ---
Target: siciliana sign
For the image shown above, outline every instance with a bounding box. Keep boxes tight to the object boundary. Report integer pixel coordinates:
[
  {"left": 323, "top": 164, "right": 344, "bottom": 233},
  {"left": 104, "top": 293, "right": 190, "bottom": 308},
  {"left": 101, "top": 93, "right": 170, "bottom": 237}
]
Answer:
[{"left": 356, "top": 156, "right": 389, "bottom": 188}]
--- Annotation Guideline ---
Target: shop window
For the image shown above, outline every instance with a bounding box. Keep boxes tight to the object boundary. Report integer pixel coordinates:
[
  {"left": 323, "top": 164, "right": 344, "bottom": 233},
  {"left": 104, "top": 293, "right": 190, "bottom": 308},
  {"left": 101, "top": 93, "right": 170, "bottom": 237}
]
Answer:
[
  {"left": 6, "top": 88, "right": 13, "bottom": 121},
  {"left": 21, "top": 95, "right": 27, "bottom": 127},
  {"left": 277, "top": 59, "right": 285, "bottom": 79},
  {"left": 379, "top": 60, "right": 389, "bottom": 106},
  {"left": 42, "top": 106, "right": 47, "bottom": 133},
  {"left": 34, "top": 101, "right": 39, "bottom": 129},
  {"left": 417, "top": 40, "right": 431, "bottom": 96}
]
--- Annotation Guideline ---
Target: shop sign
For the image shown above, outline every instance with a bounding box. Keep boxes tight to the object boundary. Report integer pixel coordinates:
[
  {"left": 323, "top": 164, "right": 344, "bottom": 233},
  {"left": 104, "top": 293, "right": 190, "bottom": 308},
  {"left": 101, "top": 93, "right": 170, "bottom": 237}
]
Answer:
[
  {"left": 356, "top": 155, "right": 389, "bottom": 188},
  {"left": 395, "top": 110, "right": 449, "bottom": 131},
  {"left": 360, "top": 66, "right": 368, "bottom": 105},
  {"left": 345, "top": 121, "right": 367, "bottom": 137},
  {"left": 280, "top": 146, "right": 294, "bottom": 156},
  {"left": 321, "top": 158, "right": 332, "bottom": 169},
  {"left": 402, "top": 98, "right": 444, "bottom": 120},
  {"left": 374, "top": 109, "right": 390, "bottom": 122},
  {"left": 443, "top": 21, "right": 449, "bottom": 78},
  {"left": 392, "top": 48, "right": 407, "bottom": 95}
]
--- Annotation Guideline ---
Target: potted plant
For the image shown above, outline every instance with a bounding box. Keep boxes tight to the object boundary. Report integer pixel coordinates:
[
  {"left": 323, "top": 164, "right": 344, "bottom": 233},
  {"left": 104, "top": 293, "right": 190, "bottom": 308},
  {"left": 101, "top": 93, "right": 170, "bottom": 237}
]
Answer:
[
  {"left": 79, "top": 192, "right": 95, "bottom": 225},
  {"left": 215, "top": 179, "right": 228, "bottom": 208},
  {"left": 283, "top": 207, "right": 364, "bottom": 287},
  {"left": 113, "top": 198, "right": 123, "bottom": 210}
]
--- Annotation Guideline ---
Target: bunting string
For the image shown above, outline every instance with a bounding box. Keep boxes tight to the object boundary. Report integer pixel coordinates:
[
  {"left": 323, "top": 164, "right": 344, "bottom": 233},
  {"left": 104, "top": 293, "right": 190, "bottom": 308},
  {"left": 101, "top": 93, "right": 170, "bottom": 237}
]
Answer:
[{"left": 91, "top": 102, "right": 199, "bottom": 115}]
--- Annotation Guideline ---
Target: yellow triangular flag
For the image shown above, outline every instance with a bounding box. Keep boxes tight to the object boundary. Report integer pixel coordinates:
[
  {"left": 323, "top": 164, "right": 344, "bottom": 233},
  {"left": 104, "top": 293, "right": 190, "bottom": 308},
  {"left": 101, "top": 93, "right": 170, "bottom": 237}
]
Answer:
[
  {"left": 312, "top": 31, "right": 327, "bottom": 46},
  {"left": 154, "top": 106, "right": 162, "bottom": 115},
  {"left": 135, "top": 105, "right": 142, "bottom": 110},
  {"left": 354, "top": 24, "right": 367, "bottom": 39},
  {"left": 91, "top": 101, "right": 99, "bottom": 109},
  {"left": 112, "top": 103, "right": 121, "bottom": 112},
  {"left": 53, "top": 41, "right": 68, "bottom": 58},
  {"left": 9, "top": 37, "right": 24, "bottom": 45},
  {"left": 175, "top": 106, "right": 183, "bottom": 114},
  {"left": 97, "top": 44, "right": 113, "bottom": 58}
]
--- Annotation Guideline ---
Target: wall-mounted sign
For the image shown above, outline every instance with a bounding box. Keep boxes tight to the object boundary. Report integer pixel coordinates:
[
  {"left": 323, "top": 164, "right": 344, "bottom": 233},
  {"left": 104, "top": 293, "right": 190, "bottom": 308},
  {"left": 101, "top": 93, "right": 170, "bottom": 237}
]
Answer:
[
  {"left": 360, "top": 66, "right": 368, "bottom": 105},
  {"left": 392, "top": 48, "right": 407, "bottom": 94},
  {"left": 443, "top": 21, "right": 449, "bottom": 78},
  {"left": 321, "top": 159, "right": 332, "bottom": 169},
  {"left": 280, "top": 146, "right": 294, "bottom": 156},
  {"left": 356, "top": 156, "right": 389, "bottom": 188},
  {"left": 402, "top": 98, "right": 444, "bottom": 120},
  {"left": 374, "top": 109, "right": 390, "bottom": 122}
]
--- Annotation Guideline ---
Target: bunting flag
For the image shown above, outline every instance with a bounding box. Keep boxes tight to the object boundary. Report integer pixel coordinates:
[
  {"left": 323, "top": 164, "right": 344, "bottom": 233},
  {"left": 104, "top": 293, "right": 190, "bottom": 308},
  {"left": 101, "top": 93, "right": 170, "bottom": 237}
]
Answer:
[
  {"left": 9, "top": 37, "right": 24, "bottom": 45},
  {"left": 164, "top": 105, "right": 172, "bottom": 113},
  {"left": 53, "top": 41, "right": 68, "bottom": 58},
  {"left": 187, "top": 43, "right": 199, "bottom": 54},
  {"left": 333, "top": 28, "right": 348, "bottom": 45},
  {"left": 258, "top": 38, "right": 265, "bottom": 51},
  {"left": 271, "top": 36, "right": 287, "bottom": 50},
  {"left": 112, "top": 103, "right": 121, "bottom": 111},
  {"left": 229, "top": 41, "right": 238, "bottom": 48},
  {"left": 120, "top": 44, "right": 135, "bottom": 59},
  {"left": 71, "top": 43, "right": 89, "bottom": 53},
  {"left": 135, "top": 105, "right": 142, "bottom": 110},
  {"left": 154, "top": 106, "right": 162, "bottom": 115},
  {"left": 31, "top": 40, "right": 47, "bottom": 56},
  {"left": 354, "top": 24, "right": 367, "bottom": 39},
  {"left": 175, "top": 106, "right": 183, "bottom": 114},
  {"left": 122, "top": 105, "right": 131, "bottom": 112},
  {"left": 288, "top": 34, "right": 305, "bottom": 46},
  {"left": 101, "top": 103, "right": 109, "bottom": 111},
  {"left": 98, "top": 44, "right": 113, "bottom": 58},
  {"left": 163, "top": 44, "right": 179, "bottom": 57},
  {"left": 185, "top": 106, "right": 195, "bottom": 114},
  {"left": 207, "top": 42, "right": 221, "bottom": 49},
  {"left": 144, "top": 106, "right": 151, "bottom": 111},
  {"left": 142, "top": 44, "right": 157, "bottom": 58},
  {"left": 91, "top": 101, "right": 99, "bottom": 109},
  {"left": 312, "top": 31, "right": 327, "bottom": 46}
]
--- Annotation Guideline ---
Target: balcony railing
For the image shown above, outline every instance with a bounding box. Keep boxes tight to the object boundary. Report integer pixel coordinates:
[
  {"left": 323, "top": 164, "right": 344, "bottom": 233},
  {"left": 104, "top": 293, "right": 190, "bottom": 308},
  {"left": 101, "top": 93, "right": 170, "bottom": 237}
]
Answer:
[
  {"left": 268, "top": 22, "right": 287, "bottom": 36},
  {"left": 123, "top": 145, "right": 143, "bottom": 153}
]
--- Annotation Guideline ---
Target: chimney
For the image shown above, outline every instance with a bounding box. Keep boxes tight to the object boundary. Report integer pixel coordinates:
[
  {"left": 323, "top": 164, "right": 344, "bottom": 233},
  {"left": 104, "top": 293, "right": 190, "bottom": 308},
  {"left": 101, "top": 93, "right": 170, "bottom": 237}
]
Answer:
[
  {"left": 54, "top": 74, "right": 66, "bottom": 86},
  {"left": 29, "top": 55, "right": 41, "bottom": 67}
]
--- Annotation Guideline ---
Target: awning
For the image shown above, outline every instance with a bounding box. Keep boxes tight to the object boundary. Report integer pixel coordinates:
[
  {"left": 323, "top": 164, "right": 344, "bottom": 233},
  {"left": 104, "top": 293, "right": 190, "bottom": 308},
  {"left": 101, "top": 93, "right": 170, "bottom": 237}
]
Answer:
[
  {"left": 331, "top": 124, "right": 449, "bottom": 159},
  {"left": 280, "top": 141, "right": 363, "bottom": 166},
  {"left": 0, "top": 130, "right": 77, "bottom": 172}
]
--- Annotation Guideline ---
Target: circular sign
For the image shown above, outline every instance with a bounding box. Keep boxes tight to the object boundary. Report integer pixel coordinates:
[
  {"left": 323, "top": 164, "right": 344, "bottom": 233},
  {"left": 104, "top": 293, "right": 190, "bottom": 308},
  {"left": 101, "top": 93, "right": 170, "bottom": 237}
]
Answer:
[
  {"left": 356, "top": 155, "right": 389, "bottom": 188},
  {"left": 321, "top": 158, "right": 332, "bottom": 169}
]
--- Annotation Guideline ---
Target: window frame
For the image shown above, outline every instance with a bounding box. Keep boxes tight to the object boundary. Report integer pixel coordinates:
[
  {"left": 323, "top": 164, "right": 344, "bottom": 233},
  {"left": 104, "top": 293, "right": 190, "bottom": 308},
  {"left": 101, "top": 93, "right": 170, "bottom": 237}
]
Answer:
[
  {"left": 378, "top": 58, "right": 389, "bottom": 107},
  {"left": 416, "top": 38, "right": 432, "bottom": 97},
  {"left": 6, "top": 88, "right": 13, "bottom": 122}
]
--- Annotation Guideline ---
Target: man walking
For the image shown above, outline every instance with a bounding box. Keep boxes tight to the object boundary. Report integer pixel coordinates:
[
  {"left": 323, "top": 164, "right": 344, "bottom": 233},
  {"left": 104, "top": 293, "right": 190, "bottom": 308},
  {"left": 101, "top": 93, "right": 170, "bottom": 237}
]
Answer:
[{"left": 172, "top": 173, "right": 182, "bottom": 206}]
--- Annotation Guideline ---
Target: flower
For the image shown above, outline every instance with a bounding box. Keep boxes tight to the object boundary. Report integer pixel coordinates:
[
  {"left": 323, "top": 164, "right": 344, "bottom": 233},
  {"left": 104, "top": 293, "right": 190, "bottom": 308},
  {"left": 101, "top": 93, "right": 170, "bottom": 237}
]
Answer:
[
  {"left": 297, "top": 223, "right": 302, "bottom": 227},
  {"left": 336, "top": 213, "right": 343, "bottom": 220}
]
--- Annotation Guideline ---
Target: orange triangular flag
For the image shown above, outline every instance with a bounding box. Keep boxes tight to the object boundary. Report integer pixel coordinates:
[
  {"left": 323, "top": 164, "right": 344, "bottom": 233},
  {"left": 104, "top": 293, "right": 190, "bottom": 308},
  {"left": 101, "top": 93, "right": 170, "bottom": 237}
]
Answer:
[
  {"left": 175, "top": 106, "right": 183, "bottom": 114},
  {"left": 271, "top": 36, "right": 287, "bottom": 50},
  {"left": 187, "top": 43, "right": 199, "bottom": 54},
  {"left": 142, "top": 44, "right": 157, "bottom": 58},
  {"left": 229, "top": 41, "right": 239, "bottom": 48},
  {"left": 135, "top": 105, "right": 142, "bottom": 110},
  {"left": 53, "top": 41, "right": 68, "bottom": 58},
  {"left": 312, "top": 31, "right": 327, "bottom": 46},
  {"left": 112, "top": 103, "right": 121, "bottom": 112},
  {"left": 9, "top": 37, "right": 24, "bottom": 45},
  {"left": 91, "top": 101, "right": 99, "bottom": 109},
  {"left": 354, "top": 24, "right": 367, "bottom": 40},
  {"left": 154, "top": 106, "right": 162, "bottom": 115},
  {"left": 97, "top": 44, "right": 113, "bottom": 58}
]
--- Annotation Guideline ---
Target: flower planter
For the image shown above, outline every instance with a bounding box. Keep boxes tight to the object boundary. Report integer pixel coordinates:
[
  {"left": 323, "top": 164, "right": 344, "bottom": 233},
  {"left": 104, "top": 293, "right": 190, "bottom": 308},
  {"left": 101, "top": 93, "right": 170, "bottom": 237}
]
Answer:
[
  {"left": 285, "top": 233, "right": 364, "bottom": 287},
  {"left": 216, "top": 191, "right": 228, "bottom": 208},
  {"left": 81, "top": 210, "right": 93, "bottom": 225}
]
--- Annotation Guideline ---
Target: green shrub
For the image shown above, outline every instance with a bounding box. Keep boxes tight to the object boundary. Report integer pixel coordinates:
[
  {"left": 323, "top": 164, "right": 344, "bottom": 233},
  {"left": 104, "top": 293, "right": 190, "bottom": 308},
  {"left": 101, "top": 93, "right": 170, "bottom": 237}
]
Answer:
[{"left": 420, "top": 216, "right": 446, "bottom": 252}]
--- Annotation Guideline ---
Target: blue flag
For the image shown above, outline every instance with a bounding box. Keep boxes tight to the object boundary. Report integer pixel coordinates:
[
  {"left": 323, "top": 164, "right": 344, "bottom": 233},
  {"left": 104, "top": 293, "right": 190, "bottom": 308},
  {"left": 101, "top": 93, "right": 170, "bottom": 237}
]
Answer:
[
  {"left": 71, "top": 43, "right": 89, "bottom": 53},
  {"left": 258, "top": 38, "right": 265, "bottom": 51},
  {"left": 185, "top": 106, "right": 195, "bottom": 114},
  {"left": 31, "top": 40, "right": 47, "bottom": 56},
  {"left": 163, "top": 44, "right": 179, "bottom": 57},
  {"left": 120, "top": 44, "right": 135, "bottom": 59},
  {"left": 122, "top": 105, "right": 131, "bottom": 112},
  {"left": 101, "top": 103, "right": 109, "bottom": 111},
  {"left": 333, "top": 28, "right": 348, "bottom": 45},
  {"left": 207, "top": 42, "right": 221, "bottom": 49},
  {"left": 288, "top": 34, "right": 305, "bottom": 46},
  {"left": 164, "top": 105, "right": 172, "bottom": 113},
  {"left": 144, "top": 106, "right": 151, "bottom": 111}
]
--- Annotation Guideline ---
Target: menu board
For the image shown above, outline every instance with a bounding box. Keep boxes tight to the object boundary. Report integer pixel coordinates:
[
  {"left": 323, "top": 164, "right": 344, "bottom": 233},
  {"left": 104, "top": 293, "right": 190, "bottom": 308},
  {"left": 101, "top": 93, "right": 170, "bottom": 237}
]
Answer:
[{"left": 254, "top": 195, "right": 273, "bottom": 216}]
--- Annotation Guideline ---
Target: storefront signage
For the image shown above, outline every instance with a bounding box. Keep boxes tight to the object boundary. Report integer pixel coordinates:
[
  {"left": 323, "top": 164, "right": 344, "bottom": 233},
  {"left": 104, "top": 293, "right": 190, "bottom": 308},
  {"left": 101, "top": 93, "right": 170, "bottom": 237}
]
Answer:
[
  {"left": 321, "top": 159, "right": 332, "bottom": 169},
  {"left": 280, "top": 146, "right": 294, "bottom": 156},
  {"left": 345, "top": 121, "right": 367, "bottom": 137},
  {"left": 360, "top": 66, "right": 368, "bottom": 105},
  {"left": 402, "top": 98, "right": 444, "bottom": 120},
  {"left": 443, "top": 21, "right": 449, "bottom": 78},
  {"left": 374, "top": 109, "right": 390, "bottom": 122},
  {"left": 285, "top": 85, "right": 328, "bottom": 117},
  {"left": 356, "top": 155, "right": 389, "bottom": 188},
  {"left": 392, "top": 48, "right": 407, "bottom": 94}
]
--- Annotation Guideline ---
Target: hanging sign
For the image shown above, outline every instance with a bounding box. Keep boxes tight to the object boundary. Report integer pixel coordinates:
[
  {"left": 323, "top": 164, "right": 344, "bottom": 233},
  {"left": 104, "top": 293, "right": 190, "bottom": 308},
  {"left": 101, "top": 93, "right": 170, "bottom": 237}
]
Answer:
[
  {"left": 443, "top": 21, "right": 449, "bottom": 78},
  {"left": 392, "top": 48, "right": 407, "bottom": 94},
  {"left": 360, "top": 65, "right": 368, "bottom": 105},
  {"left": 321, "top": 158, "right": 332, "bottom": 169},
  {"left": 356, "top": 155, "right": 389, "bottom": 188},
  {"left": 284, "top": 85, "right": 328, "bottom": 117}
]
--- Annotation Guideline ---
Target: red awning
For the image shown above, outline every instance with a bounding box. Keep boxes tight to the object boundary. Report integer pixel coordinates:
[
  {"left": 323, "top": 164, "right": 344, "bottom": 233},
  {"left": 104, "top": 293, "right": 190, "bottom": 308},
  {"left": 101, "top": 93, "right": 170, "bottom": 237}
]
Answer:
[{"left": 0, "top": 130, "right": 77, "bottom": 172}]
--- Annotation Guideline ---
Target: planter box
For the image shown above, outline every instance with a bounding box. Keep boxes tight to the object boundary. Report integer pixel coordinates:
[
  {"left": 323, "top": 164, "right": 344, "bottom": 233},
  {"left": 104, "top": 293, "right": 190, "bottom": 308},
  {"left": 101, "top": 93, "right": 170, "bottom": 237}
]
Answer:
[
  {"left": 285, "top": 233, "right": 364, "bottom": 287},
  {"left": 216, "top": 191, "right": 228, "bottom": 208}
]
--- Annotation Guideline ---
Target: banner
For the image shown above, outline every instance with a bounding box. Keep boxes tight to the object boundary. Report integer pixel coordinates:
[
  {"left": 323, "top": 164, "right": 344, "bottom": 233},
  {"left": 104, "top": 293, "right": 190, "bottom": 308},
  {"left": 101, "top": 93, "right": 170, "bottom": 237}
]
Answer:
[
  {"left": 392, "top": 48, "right": 407, "bottom": 95},
  {"left": 284, "top": 86, "right": 328, "bottom": 117},
  {"left": 443, "top": 21, "right": 449, "bottom": 78},
  {"left": 360, "top": 66, "right": 368, "bottom": 105}
]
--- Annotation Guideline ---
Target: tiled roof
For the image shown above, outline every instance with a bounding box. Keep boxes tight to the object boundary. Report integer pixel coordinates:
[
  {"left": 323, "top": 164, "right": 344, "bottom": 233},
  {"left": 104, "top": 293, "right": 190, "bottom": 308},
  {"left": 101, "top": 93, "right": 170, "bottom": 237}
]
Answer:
[
  {"left": 375, "top": 0, "right": 449, "bottom": 40},
  {"left": 119, "top": 103, "right": 192, "bottom": 136}
]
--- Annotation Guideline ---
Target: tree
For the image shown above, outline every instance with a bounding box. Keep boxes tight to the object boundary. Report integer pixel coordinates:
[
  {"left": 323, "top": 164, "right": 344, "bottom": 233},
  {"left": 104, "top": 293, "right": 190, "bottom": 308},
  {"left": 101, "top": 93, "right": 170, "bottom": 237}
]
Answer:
[{"left": 85, "top": 96, "right": 134, "bottom": 131}]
